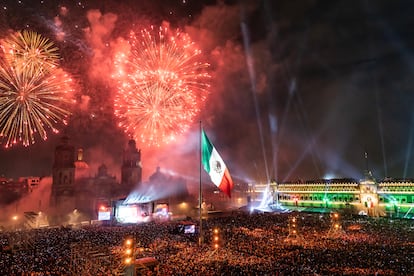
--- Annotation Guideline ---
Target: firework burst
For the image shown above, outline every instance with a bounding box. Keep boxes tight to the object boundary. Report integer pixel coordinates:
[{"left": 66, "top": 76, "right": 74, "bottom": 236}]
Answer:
[
  {"left": 113, "top": 25, "right": 210, "bottom": 147},
  {"left": 0, "top": 31, "right": 74, "bottom": 148},
  {"left": 1, "top": 30, "right": 60, "bottom": 74}
]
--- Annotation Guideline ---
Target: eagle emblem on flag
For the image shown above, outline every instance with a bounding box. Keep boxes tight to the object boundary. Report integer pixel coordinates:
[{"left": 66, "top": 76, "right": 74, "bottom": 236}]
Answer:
[{"left": 214, "top": 161, "right": 222, "bottom": 174}]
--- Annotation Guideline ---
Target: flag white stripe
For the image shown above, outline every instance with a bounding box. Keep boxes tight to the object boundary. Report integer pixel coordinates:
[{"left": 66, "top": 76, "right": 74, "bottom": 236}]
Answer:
[{"left": 208, "top": 147, "right": 227, "bottom": 187}]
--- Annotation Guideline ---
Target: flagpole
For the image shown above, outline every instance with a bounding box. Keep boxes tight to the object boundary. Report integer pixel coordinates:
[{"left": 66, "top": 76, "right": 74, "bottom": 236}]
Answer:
[{"left": 199, "top": 121, "right": 203, "bottom": 246}]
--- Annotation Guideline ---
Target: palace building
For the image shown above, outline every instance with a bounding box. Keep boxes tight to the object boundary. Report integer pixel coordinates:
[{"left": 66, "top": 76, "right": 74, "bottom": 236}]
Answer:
[{"left": 248, "top": 171, "right": 414, "bottom": 218}]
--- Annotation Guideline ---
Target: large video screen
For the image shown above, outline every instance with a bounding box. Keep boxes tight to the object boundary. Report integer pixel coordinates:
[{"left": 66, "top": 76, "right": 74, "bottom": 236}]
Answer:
[
  {"left": 115, "top": 204, "right": 151, "bottom": 223},
  {"left": 184, "top": 224, "right": 196, "bottom": 234},
  {"left": 116, "top": 205, "right": 139, "bottom": 223},
  {"left": 98, "top": 211, "right": 111, "bottom": 221},
  {"left": 154, "top": 203, "right": 169, "bottom": 217}
]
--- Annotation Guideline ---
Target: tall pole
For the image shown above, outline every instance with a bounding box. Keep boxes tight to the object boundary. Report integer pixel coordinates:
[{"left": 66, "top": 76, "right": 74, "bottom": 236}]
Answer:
[{"left": 199, "top": 121, "right": 203, "bottom": 246}]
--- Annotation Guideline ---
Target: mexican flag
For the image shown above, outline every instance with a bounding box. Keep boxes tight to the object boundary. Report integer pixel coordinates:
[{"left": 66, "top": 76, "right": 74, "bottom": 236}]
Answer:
[{"left": 201, "top": 129, "right": 234, "bottom": 198}]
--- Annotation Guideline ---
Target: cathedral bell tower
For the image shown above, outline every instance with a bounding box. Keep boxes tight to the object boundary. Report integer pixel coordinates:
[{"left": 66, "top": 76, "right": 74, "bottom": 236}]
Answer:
[
  {"left": 50, "top": 136, "right": 76, "bottom": 209},
  {"left": 121, "top": 139, "right": 142, "bottom": 192}
]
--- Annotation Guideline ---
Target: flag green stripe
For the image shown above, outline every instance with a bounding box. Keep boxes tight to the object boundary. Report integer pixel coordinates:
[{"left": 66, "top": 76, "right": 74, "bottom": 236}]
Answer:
[{"left": 201, "top": 129, "right": 213, "bottom": 173}]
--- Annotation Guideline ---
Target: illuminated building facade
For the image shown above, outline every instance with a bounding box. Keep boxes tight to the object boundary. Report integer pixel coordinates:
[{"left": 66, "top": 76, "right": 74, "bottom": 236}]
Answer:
[{"left": 249, "top": 175, "right": 414, "bottom": 218}]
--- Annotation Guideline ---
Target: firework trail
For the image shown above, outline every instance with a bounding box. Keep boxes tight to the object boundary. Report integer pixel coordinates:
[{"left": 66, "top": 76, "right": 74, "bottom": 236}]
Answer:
[
  {"left": 0, "top": 30, "right": 74, "bottom": 148},
  {"left": 113, "top": 25, "right": 210, "bottom": 147}
]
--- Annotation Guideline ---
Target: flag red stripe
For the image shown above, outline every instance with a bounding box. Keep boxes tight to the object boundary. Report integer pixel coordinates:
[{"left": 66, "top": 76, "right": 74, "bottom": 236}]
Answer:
[{"left": 218, "top": 168, "right": 234, "bottom": 198}]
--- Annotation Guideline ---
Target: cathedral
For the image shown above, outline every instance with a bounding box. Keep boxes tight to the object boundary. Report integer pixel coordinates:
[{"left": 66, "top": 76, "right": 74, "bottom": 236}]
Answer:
[
  {"left": 49, "top": 136, "right": 142, "bottom": 224},
  {"left": 49, "top": 136, "right": 192, "bottom": 224}
]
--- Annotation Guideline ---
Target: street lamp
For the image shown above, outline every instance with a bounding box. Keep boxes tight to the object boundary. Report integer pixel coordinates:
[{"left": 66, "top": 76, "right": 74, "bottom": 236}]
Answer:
[
  {"left": 12, "top": 215, "right": 18, "bottom": 230},
  {"left": 327, "top": 212, "right": 343, "bottom": 238},
  {"left": 212, "top": 228, "right": 220, "bottom": 249},
  {"left": 123, "top": 237, "right": 135, "bottom": 276}
]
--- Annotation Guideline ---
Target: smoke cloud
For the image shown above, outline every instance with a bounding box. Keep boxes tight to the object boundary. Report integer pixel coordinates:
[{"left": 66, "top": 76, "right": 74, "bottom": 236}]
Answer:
[{"left": 1, "top": 0, "right": 413, "bottom": 189}]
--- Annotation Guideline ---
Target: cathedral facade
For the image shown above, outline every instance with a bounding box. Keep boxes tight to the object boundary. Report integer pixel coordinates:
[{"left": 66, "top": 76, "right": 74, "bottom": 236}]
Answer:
[{"left": 50, "top": 136, "right": 142, "bottom": 224}]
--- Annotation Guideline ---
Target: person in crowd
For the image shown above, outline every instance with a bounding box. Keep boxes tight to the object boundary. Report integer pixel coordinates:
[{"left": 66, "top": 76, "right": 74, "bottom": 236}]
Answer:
[{"left": 0, "top": 212, "right": 412, "bottom": 275}]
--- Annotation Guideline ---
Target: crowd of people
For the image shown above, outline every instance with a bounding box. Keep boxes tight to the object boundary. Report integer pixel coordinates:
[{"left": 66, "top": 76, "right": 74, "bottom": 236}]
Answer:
[{"left": 0, "top": 211, "right": 413, "bottom": 275}]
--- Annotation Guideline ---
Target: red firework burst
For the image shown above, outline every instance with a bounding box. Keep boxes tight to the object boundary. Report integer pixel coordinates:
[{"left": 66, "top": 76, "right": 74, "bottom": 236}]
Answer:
[{"left": 113, "top": 25, "right": 210, "bottom": 147}]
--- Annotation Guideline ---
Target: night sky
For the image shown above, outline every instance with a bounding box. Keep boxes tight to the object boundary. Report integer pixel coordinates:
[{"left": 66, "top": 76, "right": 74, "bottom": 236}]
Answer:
[{"left": 0, "top": 0, "right": 413, "bottom": 186}]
